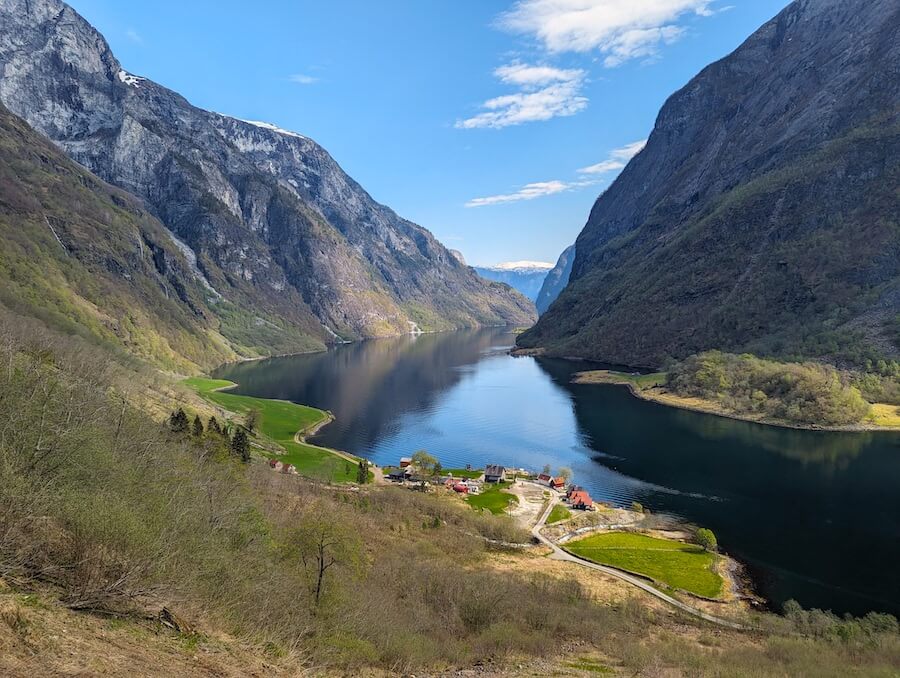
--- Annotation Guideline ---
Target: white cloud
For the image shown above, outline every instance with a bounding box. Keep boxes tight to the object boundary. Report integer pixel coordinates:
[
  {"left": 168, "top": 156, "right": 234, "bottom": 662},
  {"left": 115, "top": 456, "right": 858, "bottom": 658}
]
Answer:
[
  {"left": 578, "top": 139, "right": 647, "bottom": 174},
  {"left": 494, "top": 62, "right": 585, "bottom": 87},
  {"left": 499, "top": 0, "right": 715, "bottom": 66},
  {"left": 289, "top": 73, "right": 318, "bottom": 85},
  {"left": 456, "top": 61, "right": 587, "bottom": 129},
  {"left": 466, "top": 178, "right": 598, "bottom": 207},
  {"left": 125, "top": 28, "right": 143, "bottom": 44}
]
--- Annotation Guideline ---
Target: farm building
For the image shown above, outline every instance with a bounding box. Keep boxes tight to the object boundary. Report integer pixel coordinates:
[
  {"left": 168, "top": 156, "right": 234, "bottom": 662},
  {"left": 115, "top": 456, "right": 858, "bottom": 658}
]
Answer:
[{"left": 484, "top": 464, "right": 506, "bottom": 482}]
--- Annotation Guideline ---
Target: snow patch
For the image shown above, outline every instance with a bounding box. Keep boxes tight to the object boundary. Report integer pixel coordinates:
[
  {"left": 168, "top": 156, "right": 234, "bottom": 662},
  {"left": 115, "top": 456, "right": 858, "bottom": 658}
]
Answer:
[
  {"left": 487, "top": 260, "right": 554, "bottom": 272},
  {"left": 236, "top": 118, "right": 307, "bottom": 140},
  {"left": 117, "top": 70, "right": 145, "bottom": 87}
]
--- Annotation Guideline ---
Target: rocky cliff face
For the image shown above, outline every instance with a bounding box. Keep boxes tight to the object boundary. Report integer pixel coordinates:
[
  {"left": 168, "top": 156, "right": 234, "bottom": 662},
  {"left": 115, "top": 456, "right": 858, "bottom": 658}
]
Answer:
[
  {"left": 535, "top": 245, "right": 575, "bottom": 315},
  {"left": 0, "top": 0, "right": 535, "bottom": 345},
  {"left": 520, "top": 0, "right": 900, "bottom": 367}
]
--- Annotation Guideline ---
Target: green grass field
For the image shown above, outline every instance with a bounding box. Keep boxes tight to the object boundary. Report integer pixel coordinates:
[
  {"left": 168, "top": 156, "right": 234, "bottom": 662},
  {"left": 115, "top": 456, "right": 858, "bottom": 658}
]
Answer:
[
  {"left": 444, "top": 467, "right": 483, "bottom": 479},
  {"left": 466, "top": 481, "right": 517, "bottom": 515},
  {"left": 566, "top": 532, "right": 723, "bottom": 599},
  {"left": 574, "top": 370, "right": 667, "bottom": 390},
  {"left": 546, "top": 504, "right": 572, "bottom": 524},
  {"left": 183, "top": 377, "right": 358, "bottom": 482}
]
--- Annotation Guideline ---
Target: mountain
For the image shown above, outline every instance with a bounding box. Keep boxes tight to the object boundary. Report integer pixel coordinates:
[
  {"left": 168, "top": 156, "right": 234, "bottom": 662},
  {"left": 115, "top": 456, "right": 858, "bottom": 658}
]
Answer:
[
  {"left": 520, "top": 0, "right": 900, "bottom": 368},
  {"left": 535, "top": 245, "right": 575, "bottom": 315},
  {"left": 0, "top": 101, "right": 267, "bottom": 371},
  {"left": 473, "top": 261, "right": 552, "bottom": 302},
  {"left": 0, "top": 0, "right": 535, "bottom": 355}
]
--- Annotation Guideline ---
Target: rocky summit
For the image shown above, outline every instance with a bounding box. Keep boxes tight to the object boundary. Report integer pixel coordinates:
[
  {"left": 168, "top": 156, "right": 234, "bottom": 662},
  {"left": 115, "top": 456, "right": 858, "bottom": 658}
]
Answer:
[
  {"left": 520, "top": 0, "right": 900, "bottom": 367},
  {"left": 0, "top": 0, "right": 535, "bottom": 353}
]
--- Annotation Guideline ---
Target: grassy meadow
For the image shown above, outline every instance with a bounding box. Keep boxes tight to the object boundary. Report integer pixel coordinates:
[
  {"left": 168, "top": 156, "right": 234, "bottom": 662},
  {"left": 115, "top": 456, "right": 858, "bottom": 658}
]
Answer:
[
  {"left": 566, "top": 532, "right": 723, "bottom": 599},
  {"left": 466, "top": 481, "right": 518, "bottom": 515},
  {"left": 183, "top": 376, "right": 358, "bottom": 482}
]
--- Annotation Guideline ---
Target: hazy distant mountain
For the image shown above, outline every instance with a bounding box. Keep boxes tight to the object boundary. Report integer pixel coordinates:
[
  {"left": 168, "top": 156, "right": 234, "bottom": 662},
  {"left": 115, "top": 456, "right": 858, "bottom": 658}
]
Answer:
[
  {"left": 473, "top": 261, "right": 553, "bottom": 302},
  {"left": 520, "top": 0, "right": 900, "bottom": 367},
  {"left": 535, "top": 245, "right": 575, "bottom": 315},
  {"left": 0, "top": 0, "right": 535, "bottom": 353}
]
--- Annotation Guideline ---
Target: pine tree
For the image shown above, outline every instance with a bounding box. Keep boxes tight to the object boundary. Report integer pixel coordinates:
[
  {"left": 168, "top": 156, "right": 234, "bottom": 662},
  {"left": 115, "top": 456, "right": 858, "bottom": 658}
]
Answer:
[
  {"left": 356, "top": 459, "right": 369, "bottom": 484},
  {"left": 192, "top": 414, "right": 204, "bottom": 437},
  {"left": 231, "top": 428, "right": 251, "bottom": 463},
  {"left": 207, "top": 416, "right": 222, "bottom": 435},
  {"left": 169, "top": 408, "right": 189, "bottom": 433}
]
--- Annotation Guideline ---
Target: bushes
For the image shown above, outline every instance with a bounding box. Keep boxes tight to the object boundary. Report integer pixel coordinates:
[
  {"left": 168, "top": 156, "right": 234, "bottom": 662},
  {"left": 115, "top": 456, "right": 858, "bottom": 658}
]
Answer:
[{"left": 668, "top": 351, "right": 871, "bottom": 425}]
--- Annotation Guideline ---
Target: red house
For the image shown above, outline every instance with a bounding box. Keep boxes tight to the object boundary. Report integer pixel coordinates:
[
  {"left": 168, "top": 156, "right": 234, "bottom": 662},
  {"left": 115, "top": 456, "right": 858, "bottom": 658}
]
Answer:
[
  {"left": 537, "top": 473, "right": 552, "bottom": 484},
  {"left": 569, "top": 490, "right": 594, "bottom": 510},
  {"left": 551, "top": 477, "right": 565, "bottom": 489}
]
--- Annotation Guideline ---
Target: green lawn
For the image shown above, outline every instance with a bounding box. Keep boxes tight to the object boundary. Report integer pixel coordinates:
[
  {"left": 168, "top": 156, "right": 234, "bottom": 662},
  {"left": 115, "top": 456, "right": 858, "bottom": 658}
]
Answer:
[
  {"left": 566, "top": 532, "right": 723, "bottom": 599},
  {"left": 546, "top": 504, "right": 572, "bottom": 524},
  {"left": 466, "top": 481, "right": 517, "bottom": 515},
  {"left": 444, "top": 467, "right": 483, "bottom": 479},
  {"left": 183, "top": 377, "right": 358, "bottom": 483}
]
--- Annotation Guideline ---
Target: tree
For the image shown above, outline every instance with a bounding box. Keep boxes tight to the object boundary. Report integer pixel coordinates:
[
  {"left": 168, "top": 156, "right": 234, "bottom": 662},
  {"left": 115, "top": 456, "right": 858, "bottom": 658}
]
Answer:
[
  {"left": 411, "top": 449, "right": 439, "bottom": 477},
  {"left": 231, "top": 428, "right": 250, "bottom": 463},
  {"left": 696, "top": 527, "right": 718, "bottom": 552},
  {"left": 292, "top": 506, "right": 361, "bottom": 609},
  {"left": 168, "top": 408, "right": 188, "bottom": 433},
  {"left": 245, "top": 408, "right": 260, "bottom": 435},
  {"left": 541, "top": 463, "right": 551, "bottom": 476},
  {"left": 191, "top": 414, "right": 204, "bottom": 437},
  {"left": 631, "top": 501, "right": 644, "bottom": 514},
  {"left": 356, "top": 459, "right": 369, "bottom": 484},
  {"left": 207, "top": 416, "right": 222, "bottom": 435},
  {"left": 557, "top": 466, "right": 573, "bottom": 484}
]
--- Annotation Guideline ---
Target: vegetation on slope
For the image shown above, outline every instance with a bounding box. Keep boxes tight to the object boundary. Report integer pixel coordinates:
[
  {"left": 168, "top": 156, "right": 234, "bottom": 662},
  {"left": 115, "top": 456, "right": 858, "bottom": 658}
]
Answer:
[
  {"left": 667, "top": 351, "right": 871, "bottom": 426},
  {"left": 0, "top": 103, "right": 324, "bottom": 372}
]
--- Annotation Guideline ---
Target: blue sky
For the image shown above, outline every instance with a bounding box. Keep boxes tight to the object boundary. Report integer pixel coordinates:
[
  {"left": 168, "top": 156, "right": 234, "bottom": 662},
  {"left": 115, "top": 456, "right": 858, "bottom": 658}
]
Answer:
[{"left": 69, "top": 0, "right": 789, "bottom": 266}]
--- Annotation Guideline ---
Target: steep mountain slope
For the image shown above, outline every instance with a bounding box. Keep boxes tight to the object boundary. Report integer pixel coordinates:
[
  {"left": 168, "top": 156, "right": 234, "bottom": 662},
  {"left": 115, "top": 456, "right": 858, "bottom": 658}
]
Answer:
[
  {"left": 0, "top": 0, "right": 534, "bottom": 345},
  {"left": 520, "top": 0, "right": 900, "bottom": 367},
  {"left": 535, "top": 245, "right": 575, "bottom": 315},
  {"left": 0, "top": 102, "right": 320, "bottom": 370},
  {"left": 473, "top": 262, "right": 551, "bottom": 302}
]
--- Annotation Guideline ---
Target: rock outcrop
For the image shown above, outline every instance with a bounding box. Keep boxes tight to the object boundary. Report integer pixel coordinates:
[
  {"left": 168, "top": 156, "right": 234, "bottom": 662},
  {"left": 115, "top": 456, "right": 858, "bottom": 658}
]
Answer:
[{"left": 535, "top": 245, "right": 575, "bottom": 315}]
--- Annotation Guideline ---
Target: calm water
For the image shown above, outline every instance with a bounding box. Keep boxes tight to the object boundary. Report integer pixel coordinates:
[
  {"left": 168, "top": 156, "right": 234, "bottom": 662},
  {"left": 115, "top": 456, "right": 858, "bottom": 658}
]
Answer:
[{"left": 214, "top": 328, "right": 900, "bottom": 617}]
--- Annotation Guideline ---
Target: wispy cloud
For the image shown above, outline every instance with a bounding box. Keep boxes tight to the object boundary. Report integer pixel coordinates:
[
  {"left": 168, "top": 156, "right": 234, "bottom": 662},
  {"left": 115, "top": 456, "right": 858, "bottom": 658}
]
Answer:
[
  {"left": 466, "top": 178, "right": 597, "bottom": 207},
  {"left": 288, "top": 73, "right": 318, "bottom": 85},
  {"left": 578, "top": 139, "right": 647, "bottom": 174},
  {"left": 456, "top": 61, "right": 587, "bottom": 129},
  {"left": 499, "top": 0, "right": 716, "bottom": 66},
  {"left": 125, "top": 28, "right": 143, "bottom": 44}
]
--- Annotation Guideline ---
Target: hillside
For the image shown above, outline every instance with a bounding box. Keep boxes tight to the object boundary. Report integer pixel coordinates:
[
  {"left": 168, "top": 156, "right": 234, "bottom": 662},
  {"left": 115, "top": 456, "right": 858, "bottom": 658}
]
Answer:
[
  {"left": 519, "top": 0, "right": 900, "bottom": 367},
  {"left": 0, "top": 0, "right": 534, "bottom": 348},
  {"left": 0, "top": 102, "right": 320, "bottom": 371},
  {"left": 535, "top": 245, "right": 575, "bottom": 315}
]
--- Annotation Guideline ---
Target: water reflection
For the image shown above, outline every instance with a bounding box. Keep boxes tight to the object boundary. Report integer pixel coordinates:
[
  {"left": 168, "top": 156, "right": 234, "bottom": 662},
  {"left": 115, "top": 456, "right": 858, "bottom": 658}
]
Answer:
[{"left": 214, "top": 328, "right": 900, "bottom": 617}]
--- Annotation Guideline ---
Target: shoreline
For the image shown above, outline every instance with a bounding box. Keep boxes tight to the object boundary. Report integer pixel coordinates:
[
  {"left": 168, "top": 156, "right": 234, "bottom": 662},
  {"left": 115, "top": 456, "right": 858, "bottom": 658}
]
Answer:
[
  {"left": 572, "top": 370, "right": 900, "bottom": 433},
  {"left": 185, "top": 377, "right": 370, "bottom": 478}
]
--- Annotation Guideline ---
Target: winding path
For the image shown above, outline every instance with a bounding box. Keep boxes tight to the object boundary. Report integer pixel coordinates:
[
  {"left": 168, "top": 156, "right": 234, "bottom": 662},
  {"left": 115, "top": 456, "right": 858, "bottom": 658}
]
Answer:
[{"left": 531, "top": 498, "right": 748, "bottom": 630}]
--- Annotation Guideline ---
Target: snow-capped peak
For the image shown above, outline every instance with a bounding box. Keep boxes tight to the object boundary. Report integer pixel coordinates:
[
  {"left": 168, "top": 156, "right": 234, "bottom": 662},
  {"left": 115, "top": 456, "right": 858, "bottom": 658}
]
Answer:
[
  {"left": 117, "top": 70, "right": 145, "bottom": 87},
  {"left": 489, "top": 260, "right": 554, "bottom": 272},
  {"left": 237, "top": 118, "right": 306, "bottom": 140}
]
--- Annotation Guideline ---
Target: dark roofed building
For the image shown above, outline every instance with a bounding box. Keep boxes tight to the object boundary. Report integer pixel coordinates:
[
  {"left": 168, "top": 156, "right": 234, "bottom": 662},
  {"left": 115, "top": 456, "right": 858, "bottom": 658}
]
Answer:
[{"left": 484, "top": 464, "right": 506, "bottom": 483}]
